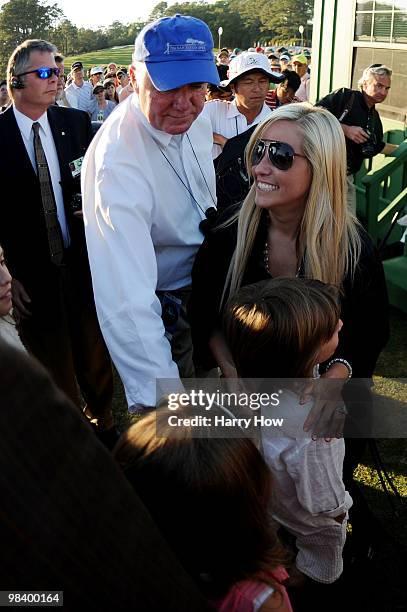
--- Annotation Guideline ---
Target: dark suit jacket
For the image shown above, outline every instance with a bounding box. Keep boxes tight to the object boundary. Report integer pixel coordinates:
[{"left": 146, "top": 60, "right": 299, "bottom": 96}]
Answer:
[
  {"left": 0, "top": 105, "right": 94, "bottom": 323},
  {"left": 0, "top": 340, "right": 211, "bottom": 611}
]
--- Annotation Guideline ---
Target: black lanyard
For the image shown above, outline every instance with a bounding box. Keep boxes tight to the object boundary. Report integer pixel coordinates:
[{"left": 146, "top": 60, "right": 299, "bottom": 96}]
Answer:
[{"left": 156, "top": 134, "right": 217, "bottom": 218}]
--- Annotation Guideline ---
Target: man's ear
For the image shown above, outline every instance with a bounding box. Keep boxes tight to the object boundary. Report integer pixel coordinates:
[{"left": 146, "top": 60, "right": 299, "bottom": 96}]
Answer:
[{"left": 129, "top": 65, "right": 138, "bottom": 93}]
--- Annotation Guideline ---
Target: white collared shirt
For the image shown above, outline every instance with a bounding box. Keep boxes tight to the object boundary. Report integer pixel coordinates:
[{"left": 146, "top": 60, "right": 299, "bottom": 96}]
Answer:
[
  {"left": 202, "top": 99, "right": 272, "bottom": 158},
  {"left": 13, "top": 106, "right": 70, "bottom": 246},
  {"left": 82, "top": 94, "right": 216, "bottom": 408},
  {"left": 64, "top": 80, "right": 93, "bottom": 112}
]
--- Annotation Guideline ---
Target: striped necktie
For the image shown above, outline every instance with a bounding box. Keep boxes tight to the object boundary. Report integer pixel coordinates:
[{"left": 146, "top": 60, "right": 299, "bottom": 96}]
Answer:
[{"left": 32, "top": 122, "right": 64, "bottom": 265}]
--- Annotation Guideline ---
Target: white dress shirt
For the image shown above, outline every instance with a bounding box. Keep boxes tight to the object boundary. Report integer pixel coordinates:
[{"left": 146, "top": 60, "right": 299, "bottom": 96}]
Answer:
[
  {"left": 13, "top": 106, "right": 70, "bottom": 246},
  {"left": 82, "top": 94, "right": 216, "bottom": 408},
  {"left": 202, "top": 99, "right": 272, "bottom": 158},
  {"left": 64, "top": 80, "right": 93, "bottom": 112}
]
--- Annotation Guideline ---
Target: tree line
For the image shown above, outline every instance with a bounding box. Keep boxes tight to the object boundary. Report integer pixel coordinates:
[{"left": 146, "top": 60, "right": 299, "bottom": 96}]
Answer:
[{"left": 0, "top": 0, "right": 313, "bottom": 75}]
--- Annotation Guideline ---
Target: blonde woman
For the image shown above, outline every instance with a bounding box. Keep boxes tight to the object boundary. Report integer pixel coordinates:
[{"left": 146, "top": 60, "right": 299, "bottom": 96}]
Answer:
[
  {"left": 190, "top": 102, "right": 389, "bottom": 567},
  {"left": 190, "top": 103, "right": 389, "bottom": 384}
]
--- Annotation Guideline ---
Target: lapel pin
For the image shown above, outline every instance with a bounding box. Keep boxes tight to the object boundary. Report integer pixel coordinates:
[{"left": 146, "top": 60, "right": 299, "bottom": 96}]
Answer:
[{"left": 61, "top": 131, "right": 66, "bottom": 136}]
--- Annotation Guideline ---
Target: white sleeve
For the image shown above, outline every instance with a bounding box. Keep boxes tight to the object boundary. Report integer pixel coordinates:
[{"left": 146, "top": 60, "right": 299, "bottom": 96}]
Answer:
[
  {"left": 82, "top": 141, "right": 180, "bottom": 408},
  {"left": 64, "top": 85, "right": 77, "bottom": 109},
  {"left": 201, "top": 100, "right": 216, "bottom": 127},
  {"left": 306, "top": 77, "right": 311, "bottom": 101},
  {"left": 202, "top": 101, "right": 222, "bottom": 159},
  {"left": 291, "top": 438, "right": 352, "bottom": 517}
]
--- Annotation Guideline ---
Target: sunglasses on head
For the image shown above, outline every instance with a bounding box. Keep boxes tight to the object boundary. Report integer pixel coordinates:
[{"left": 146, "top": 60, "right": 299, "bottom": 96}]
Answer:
[
  {"left": 16, "top": 67, "right": 61, "bottom": 79},
  {"left": 251, "top": 139, "right": 307, "bottom": 171}
]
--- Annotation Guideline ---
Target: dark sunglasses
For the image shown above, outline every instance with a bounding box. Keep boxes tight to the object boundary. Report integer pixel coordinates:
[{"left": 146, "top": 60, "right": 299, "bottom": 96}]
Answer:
[
  {"left": 252, "top": 139, "right": 307, "bottom": 171},
  {"left": 16, "top": 67, "right": 61, "bottom": 79}
]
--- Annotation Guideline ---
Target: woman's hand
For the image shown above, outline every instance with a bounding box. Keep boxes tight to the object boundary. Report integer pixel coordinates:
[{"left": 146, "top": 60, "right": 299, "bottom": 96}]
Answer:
[{"left": 302, "top": 364, "right": 349, "bottom": 439}]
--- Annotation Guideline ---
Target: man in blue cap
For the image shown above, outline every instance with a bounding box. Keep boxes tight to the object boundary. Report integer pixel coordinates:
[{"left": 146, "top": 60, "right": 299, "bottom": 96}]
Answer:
[{"left": 82, "top": 15, "right": 219, "bottom": 413}]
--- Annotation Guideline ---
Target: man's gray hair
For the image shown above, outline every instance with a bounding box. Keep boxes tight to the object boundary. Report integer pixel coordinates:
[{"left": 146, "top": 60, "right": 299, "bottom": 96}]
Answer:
[
  {"left": 358, "top": 64, "right": 392, "bottom": 89},
  {"left": 7, "top": 39, "right": 57, "bottom": 97}
]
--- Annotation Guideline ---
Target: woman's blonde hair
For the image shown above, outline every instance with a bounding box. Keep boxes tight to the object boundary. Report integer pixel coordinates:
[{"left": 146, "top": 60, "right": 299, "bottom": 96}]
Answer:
[{"left": 226, "top": 103, "right": 361, "bottom": 299}]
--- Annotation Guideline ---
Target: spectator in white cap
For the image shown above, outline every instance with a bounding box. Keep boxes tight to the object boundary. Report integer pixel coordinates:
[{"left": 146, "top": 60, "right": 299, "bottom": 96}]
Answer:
[
  {"left": 82, "top": 14, "right": 219, "bottom": 412},
  {"left": 89, "top": 66, "right": 103, "bottom": 87},
  {"left": 279, "top": 53, "right": 291, "bottom": 71},
  {"left": 202, "top": 51, "right": 284, "bottom": 158}
]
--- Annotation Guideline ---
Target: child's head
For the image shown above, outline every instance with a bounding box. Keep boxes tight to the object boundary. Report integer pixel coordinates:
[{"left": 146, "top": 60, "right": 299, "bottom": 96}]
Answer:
[
  {"left": 223, "top": 277, "right": 341, "bottom": 378},
  {"left": 113, "top": 404, "right": 287, "bottom": 597}
]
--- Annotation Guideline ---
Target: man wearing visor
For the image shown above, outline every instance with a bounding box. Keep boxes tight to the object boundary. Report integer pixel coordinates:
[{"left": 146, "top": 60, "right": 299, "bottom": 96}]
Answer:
[{"left": 82, "top": 15, "right": 219, "bottom": 412}]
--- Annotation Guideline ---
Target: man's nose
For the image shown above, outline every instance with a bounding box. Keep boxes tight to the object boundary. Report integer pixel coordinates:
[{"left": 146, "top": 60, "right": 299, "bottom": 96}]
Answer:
[{"left": 172, "top": 88, "right": 193, "bottom": 110}]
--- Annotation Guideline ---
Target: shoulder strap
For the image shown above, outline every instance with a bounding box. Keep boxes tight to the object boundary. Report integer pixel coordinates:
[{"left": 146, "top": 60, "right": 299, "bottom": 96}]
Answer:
[{"left": 338, "top": 91, "right": 356, "bottom": 122}]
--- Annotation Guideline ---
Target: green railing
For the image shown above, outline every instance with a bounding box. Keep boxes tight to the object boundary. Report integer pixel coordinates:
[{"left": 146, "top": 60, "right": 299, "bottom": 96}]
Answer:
[
  {"left": 355, "top": 135, "right": 407, "bottom": 313},
  {"left": 358, "top": 140, "right": 407, "bottom": 245}
]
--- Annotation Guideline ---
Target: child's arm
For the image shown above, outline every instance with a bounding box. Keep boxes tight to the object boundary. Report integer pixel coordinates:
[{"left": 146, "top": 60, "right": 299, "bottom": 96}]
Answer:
[
  {"left": 292, "top": 438, "right": 352, "bottom": 518},
  {"left": 259, "top": 589, "right": 292, "bottom": 611},
  {"left": 209, "top": 330, "right": 238, "bottom": 378}
]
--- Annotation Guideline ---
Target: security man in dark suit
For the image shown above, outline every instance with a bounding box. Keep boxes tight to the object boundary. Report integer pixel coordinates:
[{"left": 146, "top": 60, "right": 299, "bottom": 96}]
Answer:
[{"left": 0, "top": 39, "right": 114, "bottom": 442}]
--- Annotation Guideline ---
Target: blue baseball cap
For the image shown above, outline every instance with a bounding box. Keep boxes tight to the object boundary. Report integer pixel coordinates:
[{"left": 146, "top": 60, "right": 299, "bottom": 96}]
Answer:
[{"left": 133, "top": 14, "right": 220, "bottom": 91}]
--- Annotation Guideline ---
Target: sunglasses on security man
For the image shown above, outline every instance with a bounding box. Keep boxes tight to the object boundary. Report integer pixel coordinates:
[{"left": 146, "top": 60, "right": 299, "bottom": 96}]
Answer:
[
  {"left": 252, "top": 139, "right": 307, "bottom": 171},
  {"left": 15, "top": 67, "right": 61, "bottom": 79}
]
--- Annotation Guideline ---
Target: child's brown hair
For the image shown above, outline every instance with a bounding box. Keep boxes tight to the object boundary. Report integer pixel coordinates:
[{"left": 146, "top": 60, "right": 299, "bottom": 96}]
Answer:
[{"left": 223, "top": 277, "right": 340, "bottom": 378}]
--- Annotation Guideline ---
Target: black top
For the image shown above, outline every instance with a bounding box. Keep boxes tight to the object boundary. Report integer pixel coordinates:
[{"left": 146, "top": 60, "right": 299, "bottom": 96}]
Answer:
[
  {"left": 316, "top": 88, "right": 385, "bottom": 174},
  {"left": 189, "top": 211, "right": 389, "bottom": 378}
]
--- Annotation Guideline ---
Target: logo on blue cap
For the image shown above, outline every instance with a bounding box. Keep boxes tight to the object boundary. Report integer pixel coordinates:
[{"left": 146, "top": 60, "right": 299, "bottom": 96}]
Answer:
[{"left": 164, "top": 38, "right": 207, "bottom": 55}]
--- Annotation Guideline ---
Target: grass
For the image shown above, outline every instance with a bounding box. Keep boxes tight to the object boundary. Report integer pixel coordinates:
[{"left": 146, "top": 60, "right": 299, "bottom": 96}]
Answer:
[
  {"left": 352, "top": 306, "right": 407, "bottom": 572},
  {"left": 63, "top": 45, "right": 224, "bottom": 71},
  {"left": 64, "top": 46, "right": 133, "bottom": 71}
]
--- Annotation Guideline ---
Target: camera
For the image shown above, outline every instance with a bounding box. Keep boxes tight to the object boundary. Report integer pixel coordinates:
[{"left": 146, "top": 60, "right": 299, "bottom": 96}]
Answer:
[
  {"left": 361, "top": 130, "right": 377, "bottom": 158},
  {"left": 70, "top": 193, "right": 82, "bottom": 213}
]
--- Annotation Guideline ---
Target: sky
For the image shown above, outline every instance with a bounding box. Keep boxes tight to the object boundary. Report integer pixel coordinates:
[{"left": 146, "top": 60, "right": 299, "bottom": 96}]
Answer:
[{"left": 0, "top": 0, "right": 215, "bottom": 29}]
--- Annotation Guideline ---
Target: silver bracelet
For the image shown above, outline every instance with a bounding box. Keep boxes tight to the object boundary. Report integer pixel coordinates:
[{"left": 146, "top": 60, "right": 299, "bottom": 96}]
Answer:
[{"left": 326, "top": 358, "right": 352, "bottom": 379}]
